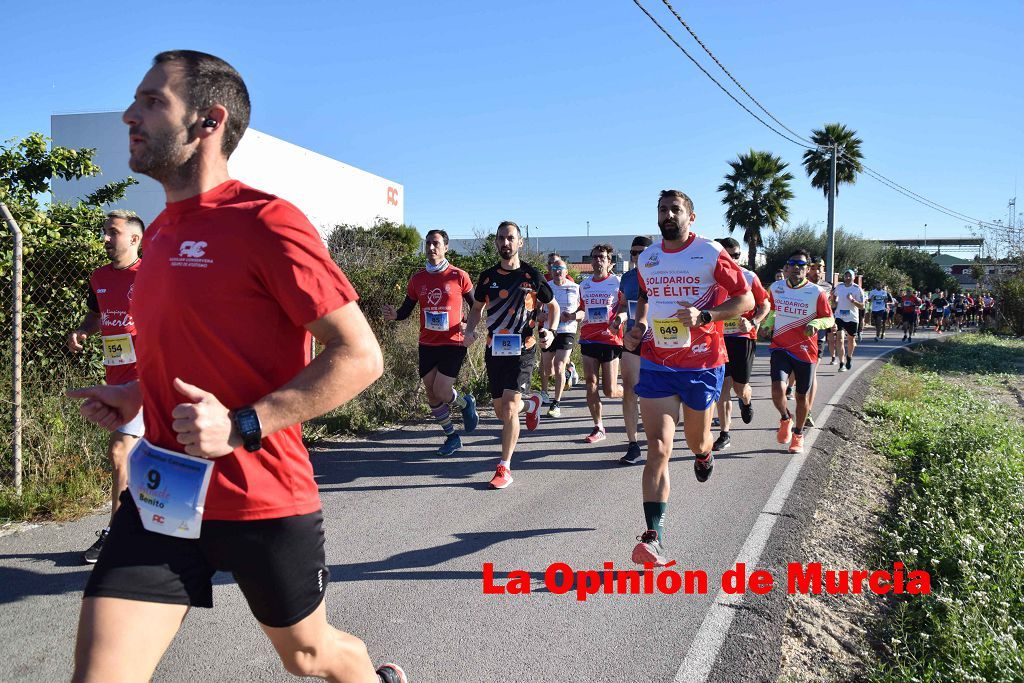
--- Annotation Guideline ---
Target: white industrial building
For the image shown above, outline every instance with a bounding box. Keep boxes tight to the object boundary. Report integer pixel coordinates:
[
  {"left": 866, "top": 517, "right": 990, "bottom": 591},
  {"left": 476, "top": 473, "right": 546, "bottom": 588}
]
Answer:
[
  {"left": 449, "top": 234, "right": 659, "bottom": 274},
  {"left": 50, "top": 112, "right": 403, "bottom": 237}
]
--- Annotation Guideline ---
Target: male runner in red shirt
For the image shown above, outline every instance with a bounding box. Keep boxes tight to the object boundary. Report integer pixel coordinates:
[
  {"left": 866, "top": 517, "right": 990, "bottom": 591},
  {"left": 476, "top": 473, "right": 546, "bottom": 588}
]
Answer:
[
  {"left": 68, "top": 210, "right": 145, "bottom": 564},
  {"left": 67, "top": 50, "right": 406, "bottom": 683},
  {"left": 383, "top": 229, "right": 478, "bottom": 456}
]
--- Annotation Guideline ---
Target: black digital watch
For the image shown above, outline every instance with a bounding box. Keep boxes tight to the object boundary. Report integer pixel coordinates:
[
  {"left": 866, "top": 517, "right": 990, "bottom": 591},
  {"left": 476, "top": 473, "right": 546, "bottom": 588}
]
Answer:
[
  {"left": 699, "top": 310, "right": 713, "bottom": 326},
  {"left": 232, "top": 406, "right": 263, "bottom": 453}
]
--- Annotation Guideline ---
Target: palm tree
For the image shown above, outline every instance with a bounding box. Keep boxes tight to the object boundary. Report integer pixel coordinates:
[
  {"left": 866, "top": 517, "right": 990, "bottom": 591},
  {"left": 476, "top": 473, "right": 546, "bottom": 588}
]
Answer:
[
  {"left": 801, "top": 123, "right": 864, "bottom": 197},
  {"left": 717, "top": 149, "right": 795, "bottom": 269}
]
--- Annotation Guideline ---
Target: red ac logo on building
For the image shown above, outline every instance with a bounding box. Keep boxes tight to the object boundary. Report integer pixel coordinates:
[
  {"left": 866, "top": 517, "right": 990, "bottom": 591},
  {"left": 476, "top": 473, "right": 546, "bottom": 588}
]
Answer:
[{"left": 386, "top": 186, "right": 400, "bottom": 206}]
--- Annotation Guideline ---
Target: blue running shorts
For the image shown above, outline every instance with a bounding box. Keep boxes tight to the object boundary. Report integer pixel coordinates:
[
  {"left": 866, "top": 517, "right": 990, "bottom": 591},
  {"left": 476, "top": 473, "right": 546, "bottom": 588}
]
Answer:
[{"left": 635, "top": 365, "right": 725, "bottom": 411}]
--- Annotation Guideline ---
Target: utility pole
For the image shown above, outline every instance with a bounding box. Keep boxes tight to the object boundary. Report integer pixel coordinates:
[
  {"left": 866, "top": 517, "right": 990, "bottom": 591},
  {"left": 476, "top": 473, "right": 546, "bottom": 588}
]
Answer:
[
  {"left": 825, "top": 143, "right": 837, "bottom": 283},
  {"left": 586, "top": 220, "right": 590, "bottom": 236}
]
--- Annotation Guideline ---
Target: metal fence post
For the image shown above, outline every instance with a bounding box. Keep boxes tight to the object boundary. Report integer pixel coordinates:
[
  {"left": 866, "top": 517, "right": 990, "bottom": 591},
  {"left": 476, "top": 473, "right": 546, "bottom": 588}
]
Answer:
[{"left": 1, "top": 202, "right": 23, "bottom": 496}]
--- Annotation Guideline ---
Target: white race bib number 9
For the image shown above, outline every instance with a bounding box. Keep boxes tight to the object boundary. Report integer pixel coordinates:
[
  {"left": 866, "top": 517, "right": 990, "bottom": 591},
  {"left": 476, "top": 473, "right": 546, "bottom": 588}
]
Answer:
[
  {"left": 492, "top": 333, "right": 522, "bottom": 356},
  {"left": 102, "top": 333, "right": 137, "bottom": 366},
  {"left": 128, "top": 439, "right": 214, "bottom": 539},
  {"left": 424, "top": 310, "right": 449, "bottom": 331},
  {"left": 652, "top": 318, "right": 690, "bottom": 349}
]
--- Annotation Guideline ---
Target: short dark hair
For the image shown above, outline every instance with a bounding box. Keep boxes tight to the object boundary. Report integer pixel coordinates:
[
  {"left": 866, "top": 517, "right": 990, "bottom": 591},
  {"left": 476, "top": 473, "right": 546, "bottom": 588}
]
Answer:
[
  {"left": 658, "top": 190, "right": 694, "bottom": 214},
  {"left": 425, "top": 229, "right": 449, "bottom": 245},
  {"left": 716, "top": 237, "right": 740, "bottom": 252},
  {"left": 788, "top": 248, "right": 811, "bottom": 261},
  {"left": 631, "top": 236, "right": 653, "bottom": 248},
  {"left": 496, "top": 221, "right": 521, "bottom": 238},
  {"left": 154, "top": 50, "right": 250, "bottom": 157},
  {"left": 106, "top": 209, "right": 145, "bottom": 234}
]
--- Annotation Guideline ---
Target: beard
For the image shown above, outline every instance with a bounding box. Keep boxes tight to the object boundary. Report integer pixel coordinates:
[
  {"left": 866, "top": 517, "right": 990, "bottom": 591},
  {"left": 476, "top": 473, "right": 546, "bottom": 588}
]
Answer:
[
  {"left": 499, "top": 246, "right": 514, "bottom": 259},
  {"left": 659, "top": 222, "right": 683, "bottom": 241},
  {"left": 128, "top": 122, "right": 199, "bottom": 186}
]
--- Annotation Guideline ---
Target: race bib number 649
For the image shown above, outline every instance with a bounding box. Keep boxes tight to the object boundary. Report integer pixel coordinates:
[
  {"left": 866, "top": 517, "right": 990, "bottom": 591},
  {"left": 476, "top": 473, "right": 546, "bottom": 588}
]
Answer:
[{"left": 652, "top": 318, "right": 691, "bottom": 349}]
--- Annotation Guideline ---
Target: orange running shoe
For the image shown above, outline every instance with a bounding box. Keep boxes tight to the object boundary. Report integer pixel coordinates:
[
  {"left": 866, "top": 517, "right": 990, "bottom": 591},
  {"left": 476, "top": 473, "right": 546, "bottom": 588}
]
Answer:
[
  {"left": 777, "top": 417, "right": 792, "bottom": 444},
  {"left": 489, "top": 464, "right": 513, "bottom": 489},
  {"left": 788, "top": 432, "right": 804, "bottom": 454},
  {"left": 524, "top": 394, "right": 541, "bottom": 431}
]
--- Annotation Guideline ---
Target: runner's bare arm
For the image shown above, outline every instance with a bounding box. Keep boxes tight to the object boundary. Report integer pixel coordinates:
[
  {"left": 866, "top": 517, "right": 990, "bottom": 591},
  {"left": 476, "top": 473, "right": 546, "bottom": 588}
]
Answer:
[
  {"left": 169, "top": 301, "right": 384, "bottom": 458},
  {"left": 624, "top": 297, "right": 649, "bottom": 351},
  {"left": 68, "top": 311, "right": 101, "bottom": 352},
  {"left": 66, "top": 380, "right": 143, "bottom": 431},
  {"left": 463, "top": 298, "right": 485, "bottom": 347}
]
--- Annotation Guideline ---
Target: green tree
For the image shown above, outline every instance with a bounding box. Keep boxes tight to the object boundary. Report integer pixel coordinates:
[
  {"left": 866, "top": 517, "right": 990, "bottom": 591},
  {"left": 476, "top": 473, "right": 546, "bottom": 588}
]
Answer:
[
  {"left": 0, "top": 133, "right": 138, "bottom": 369},
  {"left": 801, "top": 123, "right": 864, "bottom": 198},
  {"left": 717, "top": 149, "right": 794, "bottom": 269}
]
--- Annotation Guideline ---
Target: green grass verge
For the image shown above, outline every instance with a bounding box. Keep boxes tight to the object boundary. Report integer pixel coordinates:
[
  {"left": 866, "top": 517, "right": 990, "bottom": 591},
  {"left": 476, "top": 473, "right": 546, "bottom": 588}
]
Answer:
[
  {"left": 864, "top": 335, "right": 1024, "bottom": 682},
  {"left": 0, "top": 360, "right": 110, "bottom": 522}
]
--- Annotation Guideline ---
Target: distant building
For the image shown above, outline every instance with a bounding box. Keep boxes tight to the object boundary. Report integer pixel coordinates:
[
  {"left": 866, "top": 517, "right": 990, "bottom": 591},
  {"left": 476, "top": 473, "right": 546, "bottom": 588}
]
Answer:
[{"left": 50, "top": 112, "right": 403, "bottom": 237}]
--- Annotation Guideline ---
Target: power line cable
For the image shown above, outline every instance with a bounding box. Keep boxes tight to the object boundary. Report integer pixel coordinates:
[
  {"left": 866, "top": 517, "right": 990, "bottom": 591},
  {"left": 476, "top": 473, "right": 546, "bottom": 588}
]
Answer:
[
  {"left": 657, "top": 0, "right": 818, "bottom": 148},
  {"left": 632, "top": 0, "right": 1008, "bottom": 232},
  {"left": 629, "top": 0, "right": 817, "bottom": 151}
]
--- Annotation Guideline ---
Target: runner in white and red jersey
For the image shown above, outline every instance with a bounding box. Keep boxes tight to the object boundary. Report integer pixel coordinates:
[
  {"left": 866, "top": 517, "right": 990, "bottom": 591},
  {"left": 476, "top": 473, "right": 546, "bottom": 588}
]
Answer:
[
  {"left": 383, "top": 228, "right": 478, "bottom": 457},
  {"left": 623, "top": 190, "right": 753, "bottom": 567},
  {"left": 768, "top": 249, "right": 834, "bottom": 455},
  {"left": 67, "top": 210, "right": 146, "bottom": 564},
  {"left": 711, "top": 237, "right": 770, "bottom": 452},
  {"left": 578, "top": 243, "right": 624, "bottom": 444}
]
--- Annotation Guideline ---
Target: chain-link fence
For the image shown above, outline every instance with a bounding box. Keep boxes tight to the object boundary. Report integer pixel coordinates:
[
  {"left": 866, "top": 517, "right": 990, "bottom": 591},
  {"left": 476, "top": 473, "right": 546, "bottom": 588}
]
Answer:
[{"left": 1, "top": 206, "right": 110, "bottom": 515}]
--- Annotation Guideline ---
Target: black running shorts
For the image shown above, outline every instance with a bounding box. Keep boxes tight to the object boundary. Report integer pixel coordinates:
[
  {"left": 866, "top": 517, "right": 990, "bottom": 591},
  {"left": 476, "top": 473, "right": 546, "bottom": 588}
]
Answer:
[
  {"left": 837, "top": 318, "right": 859, "bottom": 336},
  {"left": 85, "top": 491, "right": 329, "bottom": 628},
  {"left": 724, "top": 336, "right": 756, "bottom": 385},
  {"left": 871, "top": 311, "right": 886, "bottom": 328},
  {"left": 769, "top": 349, "right": 815, "bottom": 395},
  {"left": 544, "top": 332, "right": 576, "bottom": 352},
  {"left": 580, "top": 342, "right": 622, "bottom": 363},
  {"left": 485, "top": 347, "right": 537, "bottom": 399},
  {"left": 418, "top": 343, "right": 467, "bottom": 378}
]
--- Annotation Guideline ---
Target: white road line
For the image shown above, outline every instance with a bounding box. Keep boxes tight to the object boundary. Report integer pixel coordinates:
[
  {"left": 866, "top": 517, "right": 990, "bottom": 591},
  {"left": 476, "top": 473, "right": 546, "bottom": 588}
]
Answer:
[{"left": 674, "top": 334, "right": 935, "bottom": 683}]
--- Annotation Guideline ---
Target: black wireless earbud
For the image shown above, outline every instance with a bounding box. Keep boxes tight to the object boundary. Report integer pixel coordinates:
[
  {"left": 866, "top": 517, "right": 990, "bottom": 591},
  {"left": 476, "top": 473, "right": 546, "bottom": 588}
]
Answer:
[{"left": 202, "top": 118, "right": 217, "bottom": 128}]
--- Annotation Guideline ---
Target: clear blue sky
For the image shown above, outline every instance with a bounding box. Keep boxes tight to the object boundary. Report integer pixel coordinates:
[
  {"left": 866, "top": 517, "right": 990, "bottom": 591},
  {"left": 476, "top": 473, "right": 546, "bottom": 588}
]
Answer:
[{"left": 4, "top": 0, "right": 1021, "bottom": 243}]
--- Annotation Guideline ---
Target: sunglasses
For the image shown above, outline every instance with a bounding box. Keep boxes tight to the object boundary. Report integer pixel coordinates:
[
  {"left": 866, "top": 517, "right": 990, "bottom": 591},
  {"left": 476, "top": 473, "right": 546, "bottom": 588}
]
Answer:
[
  {"left": 630, "top": 250, "right": 644, "bottom": 256},
  {"left": 551, "top": 266, "right": 566, "bottom": 272},
  {"left": 728, "top": 253, "right": 741, "bottom": 260},
  {"left": 786, "top": 259, "right": 808, "bottom": 267}
]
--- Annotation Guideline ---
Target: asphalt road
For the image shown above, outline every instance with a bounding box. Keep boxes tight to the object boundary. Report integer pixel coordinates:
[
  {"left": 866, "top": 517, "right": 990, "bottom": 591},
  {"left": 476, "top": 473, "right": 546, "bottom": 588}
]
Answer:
[{"left": 0, "top": 328, "right": 942, "bottom": 682}]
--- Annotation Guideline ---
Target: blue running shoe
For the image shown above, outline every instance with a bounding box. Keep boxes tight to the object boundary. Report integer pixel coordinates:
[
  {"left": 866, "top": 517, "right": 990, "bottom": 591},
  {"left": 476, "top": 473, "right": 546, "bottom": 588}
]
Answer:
[
  {"left": 461, "top": 393, "right": 479, "bottom": 433},
  {"left": 437, "top": 433, "right": 462, "bottom": 456}
]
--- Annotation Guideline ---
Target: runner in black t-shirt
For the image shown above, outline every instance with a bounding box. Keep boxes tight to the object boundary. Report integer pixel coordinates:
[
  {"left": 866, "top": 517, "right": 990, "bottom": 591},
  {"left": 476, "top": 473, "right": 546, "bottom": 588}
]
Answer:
[{"left": 464, "top": 221, "right": 557, "bottom": 489}]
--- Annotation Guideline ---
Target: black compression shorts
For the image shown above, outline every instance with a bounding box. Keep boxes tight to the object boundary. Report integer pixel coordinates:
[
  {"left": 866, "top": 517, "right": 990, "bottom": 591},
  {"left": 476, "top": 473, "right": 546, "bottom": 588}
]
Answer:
[
  {"left": 419, "top": 344, "right": 467, "bottom": 378},
  {"left": 85, "top": 491, "right": 329, "bottom": 628}
]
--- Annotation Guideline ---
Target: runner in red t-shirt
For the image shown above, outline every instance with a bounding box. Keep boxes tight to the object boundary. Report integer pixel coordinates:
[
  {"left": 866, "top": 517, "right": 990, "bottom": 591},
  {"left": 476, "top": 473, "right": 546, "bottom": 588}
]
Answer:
[
  {"left": 622, "top": 190, "right": 753, "bottom": 567},
  {"left": 383, "top": 228, "right": 478, "bottom": 456},
  {"left": 900, "top": 288, "right": 922, "bottom": 342},
  {"left": 67, "top": 210, "right": 145, "bottom": 564},
  {"left": 711, "top": 237, "right": 771, "bottom": 453},
  {"left": 67, "top": 51, "right": 406, "bottom": 683}
]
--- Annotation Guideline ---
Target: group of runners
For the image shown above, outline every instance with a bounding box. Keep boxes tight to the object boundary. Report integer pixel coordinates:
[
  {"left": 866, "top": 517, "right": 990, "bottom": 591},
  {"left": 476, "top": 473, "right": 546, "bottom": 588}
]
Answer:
[{"left": 63, "top": 47, "right": 997, "bottom": 683}]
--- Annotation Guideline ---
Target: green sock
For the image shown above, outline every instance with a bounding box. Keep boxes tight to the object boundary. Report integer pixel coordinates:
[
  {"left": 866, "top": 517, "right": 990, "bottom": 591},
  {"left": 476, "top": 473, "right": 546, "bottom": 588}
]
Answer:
[
  {"left": 450, "top": 388, "right": 467, "bottom": 410},
  {"left": 643, "top": 502, "right": 667, "bottom": 544}
]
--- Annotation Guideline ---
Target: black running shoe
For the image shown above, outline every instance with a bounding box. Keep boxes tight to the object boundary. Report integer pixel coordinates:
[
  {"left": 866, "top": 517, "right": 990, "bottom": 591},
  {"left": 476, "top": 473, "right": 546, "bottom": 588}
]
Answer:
[
  {"left": 712, "top": 433, "right": 731, "bottom": 451},
  {"left": 377, "top": 663, "right": 408, "bottom": 683},
  {"left": 845, "top": 359, "right": 852, "bottom": 371},
  {"left": 785, "top": 386, "right": 793, "bottom": 399},
  {"left": 739, "top": 400, "right": 753, "bottom": 424},
  {"left": 694, "top": 453, "right": 714, "bottom": 482},
  {"left": 620, "top": 442, "right": 643, "bottom": 465},
  {"left": 83, "top": 528, "right": 109, "bottom": 565},
  {"left": 711, "top": 416, "right": 720, "bottom": 428}
]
